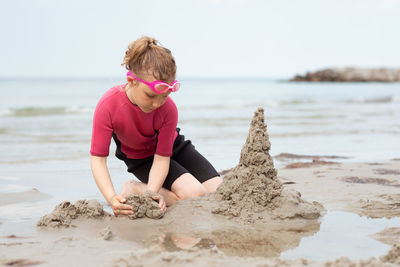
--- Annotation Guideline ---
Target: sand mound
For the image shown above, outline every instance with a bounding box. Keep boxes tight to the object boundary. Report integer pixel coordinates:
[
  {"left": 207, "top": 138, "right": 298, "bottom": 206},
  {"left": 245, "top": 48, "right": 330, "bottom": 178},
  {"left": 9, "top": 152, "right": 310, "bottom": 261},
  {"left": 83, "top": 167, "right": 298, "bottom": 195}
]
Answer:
[
  {"left": 125, "top": 192, "right": 164, "bottom": 219},
  {"left": 380, "top": 244, "right": 400, "bottom": 264},
  {"left": 37, "top": 192, "right": 163, "bottom": 228},
  {"left": 212, "top": 107, "right": 325, "bottom": 222},
  {"left": 372, "top": 227, "right": 400, "bottom": 246},
  {"left": 357, "top": 194, "right": 400, "bottom": 219},
  {"left": 37, "top": 199, "right": 110, "bottom": 228}
]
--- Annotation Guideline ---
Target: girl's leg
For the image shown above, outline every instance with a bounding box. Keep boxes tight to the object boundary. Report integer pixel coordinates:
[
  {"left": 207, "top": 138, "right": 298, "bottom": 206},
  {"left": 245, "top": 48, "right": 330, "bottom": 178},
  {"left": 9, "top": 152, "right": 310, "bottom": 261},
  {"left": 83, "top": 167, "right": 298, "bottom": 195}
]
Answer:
[
  {"left": 202, "top": 176, "right": 222, "bottom": 193},
  {"left": 170, "top": 131, "right": 222, "bottom": 194},
  {"left": 170, "top": 173, "right": 207, "bottom": 200}
]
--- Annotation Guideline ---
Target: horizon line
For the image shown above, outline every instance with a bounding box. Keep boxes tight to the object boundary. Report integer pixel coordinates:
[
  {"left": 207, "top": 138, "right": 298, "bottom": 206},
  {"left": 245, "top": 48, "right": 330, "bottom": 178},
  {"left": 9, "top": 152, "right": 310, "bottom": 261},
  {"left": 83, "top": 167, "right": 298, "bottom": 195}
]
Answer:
[{"left": 0, "top": 75, "right": 290, "bottom": 81}]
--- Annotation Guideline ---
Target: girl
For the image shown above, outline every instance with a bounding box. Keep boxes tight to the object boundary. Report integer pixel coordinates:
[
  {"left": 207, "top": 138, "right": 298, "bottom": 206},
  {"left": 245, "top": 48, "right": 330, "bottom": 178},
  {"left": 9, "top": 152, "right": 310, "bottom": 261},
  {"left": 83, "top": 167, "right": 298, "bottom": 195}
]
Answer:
[{"left": 90, "top": 36, "right": 221, "bottom": 216}]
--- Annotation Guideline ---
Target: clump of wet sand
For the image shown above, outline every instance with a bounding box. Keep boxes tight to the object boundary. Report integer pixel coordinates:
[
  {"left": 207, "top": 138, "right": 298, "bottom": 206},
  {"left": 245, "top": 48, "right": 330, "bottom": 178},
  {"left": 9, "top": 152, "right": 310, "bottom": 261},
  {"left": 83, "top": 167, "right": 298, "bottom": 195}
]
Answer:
[
  {"left": 37, "top": 199, "right": 110, "bottom": 228},
  {"left": 356, "top": 194, "right": 400, "bottom": 219},
  {"left": 380, "top": 244, "right": 400, "bottom": 265},
  {"left": 211, "top": 107, "right": 325, "bottom": 222},
  {"left": 372, "top": 227, "right": 400, "bottom": 246},
  {"left": 37, "top": 192, "right": 164, "bottom": 227},
  {"left": 125, "top": 192, "right": 164, "bottom": 219}
]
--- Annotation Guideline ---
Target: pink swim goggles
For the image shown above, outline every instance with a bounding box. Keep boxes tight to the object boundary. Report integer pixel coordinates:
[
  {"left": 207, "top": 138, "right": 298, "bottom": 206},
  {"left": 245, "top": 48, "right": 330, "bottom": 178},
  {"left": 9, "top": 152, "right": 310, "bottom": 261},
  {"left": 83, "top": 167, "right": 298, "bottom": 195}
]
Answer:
[{"left": 127, "top": 71, "right": 180, "bottom": 94}]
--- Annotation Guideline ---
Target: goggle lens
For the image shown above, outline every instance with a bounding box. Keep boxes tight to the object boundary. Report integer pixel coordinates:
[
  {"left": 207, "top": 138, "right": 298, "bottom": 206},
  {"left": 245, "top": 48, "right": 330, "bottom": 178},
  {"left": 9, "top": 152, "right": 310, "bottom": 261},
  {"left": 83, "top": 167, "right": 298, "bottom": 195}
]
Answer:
[
  {"left": 154, "top": 82, "right": 180, "bottom": 93},
  {"left": 172, "top": 82, "right": 180, "bottom": 92},
  {"left": 154, "top": 84, "right": 169, "bottom": 93}
]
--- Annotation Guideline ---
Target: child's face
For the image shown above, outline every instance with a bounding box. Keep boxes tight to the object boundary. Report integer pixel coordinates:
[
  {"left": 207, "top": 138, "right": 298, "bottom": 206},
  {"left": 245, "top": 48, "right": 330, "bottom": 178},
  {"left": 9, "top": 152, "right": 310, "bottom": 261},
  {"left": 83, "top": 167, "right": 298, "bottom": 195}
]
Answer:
[{"left": 127, "top": 74, "right": 171, "bottom": 113}]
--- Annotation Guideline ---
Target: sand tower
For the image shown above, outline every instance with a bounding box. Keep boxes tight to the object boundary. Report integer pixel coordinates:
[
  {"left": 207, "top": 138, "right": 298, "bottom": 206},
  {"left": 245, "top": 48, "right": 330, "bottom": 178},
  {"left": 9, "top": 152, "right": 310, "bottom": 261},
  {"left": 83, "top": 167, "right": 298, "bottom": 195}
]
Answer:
[{"left": 212, "top": 107, "right": 324, "bottom": 222}]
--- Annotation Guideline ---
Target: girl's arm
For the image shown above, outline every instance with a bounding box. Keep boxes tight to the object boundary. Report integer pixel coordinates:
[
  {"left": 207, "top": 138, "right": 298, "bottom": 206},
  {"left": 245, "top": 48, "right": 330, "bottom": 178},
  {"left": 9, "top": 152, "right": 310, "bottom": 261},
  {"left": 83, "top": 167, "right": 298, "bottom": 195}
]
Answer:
[
  {"left": 147, "top": 154, "right": 170, "bottom": 193},
  {"left": 90, "top": 155, "right": 133, "bottom": 215},
  {"left": 90, "top": 155, "right": 115, "bottom": 202}
]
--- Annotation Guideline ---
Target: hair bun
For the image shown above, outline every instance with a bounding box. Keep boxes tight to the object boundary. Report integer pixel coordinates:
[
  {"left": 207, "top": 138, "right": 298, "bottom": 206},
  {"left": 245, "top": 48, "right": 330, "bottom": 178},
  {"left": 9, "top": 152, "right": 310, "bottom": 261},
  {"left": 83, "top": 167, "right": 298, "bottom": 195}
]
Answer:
[{"left": 148, "top": 38, "right": 156, "bottom": 47}]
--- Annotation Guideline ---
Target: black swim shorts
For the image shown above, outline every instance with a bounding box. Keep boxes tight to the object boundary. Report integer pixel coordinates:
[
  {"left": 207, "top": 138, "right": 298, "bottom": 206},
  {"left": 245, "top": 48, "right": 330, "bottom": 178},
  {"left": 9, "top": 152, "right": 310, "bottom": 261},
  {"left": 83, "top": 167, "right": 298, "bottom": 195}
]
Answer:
[{"left": 113, "top": 128, "right": 220, "bottom": 191}]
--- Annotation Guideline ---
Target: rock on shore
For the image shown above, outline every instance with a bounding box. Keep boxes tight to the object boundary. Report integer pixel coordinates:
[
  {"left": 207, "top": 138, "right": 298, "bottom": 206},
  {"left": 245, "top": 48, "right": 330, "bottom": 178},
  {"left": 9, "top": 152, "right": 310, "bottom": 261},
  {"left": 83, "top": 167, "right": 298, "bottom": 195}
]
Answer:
[{"left": 291, "top": 67, "right": 400, "bottom": 82}]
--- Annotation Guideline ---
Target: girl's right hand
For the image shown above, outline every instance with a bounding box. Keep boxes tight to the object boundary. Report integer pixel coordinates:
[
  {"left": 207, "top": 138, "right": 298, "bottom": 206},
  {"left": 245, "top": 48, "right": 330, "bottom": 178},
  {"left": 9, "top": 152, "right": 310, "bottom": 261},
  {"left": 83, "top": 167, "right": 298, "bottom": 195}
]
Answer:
[{"left": 109, "top": 194, "right": 134, "bottom": 216}]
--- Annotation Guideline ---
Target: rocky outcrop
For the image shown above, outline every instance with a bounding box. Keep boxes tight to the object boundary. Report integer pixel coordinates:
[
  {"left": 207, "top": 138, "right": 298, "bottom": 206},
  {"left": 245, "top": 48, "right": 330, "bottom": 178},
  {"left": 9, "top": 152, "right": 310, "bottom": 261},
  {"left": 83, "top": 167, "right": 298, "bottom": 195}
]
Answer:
[{"left": 291, "top": 67, "right": 400, "bottom": 82}]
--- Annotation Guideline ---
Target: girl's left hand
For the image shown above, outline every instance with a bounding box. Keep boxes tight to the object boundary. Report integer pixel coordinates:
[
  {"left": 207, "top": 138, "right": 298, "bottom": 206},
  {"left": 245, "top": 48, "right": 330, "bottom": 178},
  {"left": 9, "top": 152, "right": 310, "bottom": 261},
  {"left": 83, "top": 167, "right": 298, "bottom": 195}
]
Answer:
[
  {"left": 145, "top": 190, "right": 167, "bottom": 213},
  {"left": 109, "top": 194, "right": 134, "bottom": 216}
]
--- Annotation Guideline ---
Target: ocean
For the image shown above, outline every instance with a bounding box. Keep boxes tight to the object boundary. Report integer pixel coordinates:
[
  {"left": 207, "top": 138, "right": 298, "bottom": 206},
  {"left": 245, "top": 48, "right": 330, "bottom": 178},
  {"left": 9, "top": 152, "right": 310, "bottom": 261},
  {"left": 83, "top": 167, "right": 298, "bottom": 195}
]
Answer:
[{"left": 0, "top": 78, "right": 399, "bottom": 203}]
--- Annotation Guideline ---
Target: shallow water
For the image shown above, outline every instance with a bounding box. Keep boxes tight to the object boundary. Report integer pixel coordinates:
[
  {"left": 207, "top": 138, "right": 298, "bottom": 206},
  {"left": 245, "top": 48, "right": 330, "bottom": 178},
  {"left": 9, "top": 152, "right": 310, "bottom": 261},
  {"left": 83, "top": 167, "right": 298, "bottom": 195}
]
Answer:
[
  {"left": 1, "top": 79, "right": 400, "bottom": 172},
  {"left": 281, "top": 211, "right": 400, "bottom": 261},
  {"left": 152, "top": 211, "right": 399, "bottom": 260}
]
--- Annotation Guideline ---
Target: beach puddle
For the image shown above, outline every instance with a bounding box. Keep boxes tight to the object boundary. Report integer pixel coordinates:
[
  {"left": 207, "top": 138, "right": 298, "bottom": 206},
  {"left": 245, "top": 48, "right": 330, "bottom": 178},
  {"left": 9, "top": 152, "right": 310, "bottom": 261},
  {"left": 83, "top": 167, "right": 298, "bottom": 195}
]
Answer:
[
  {"left": 92, "top": 211, "right": 399, "bottom": 261},
  {"left": 134, "top": 211, "right": 396, "bottom": 260},
  {"left": 281, "top": 211, "right": 400, "bottom": 261},
  {"left": 158, "top": 227, "right": 320, "bottom": 257}
]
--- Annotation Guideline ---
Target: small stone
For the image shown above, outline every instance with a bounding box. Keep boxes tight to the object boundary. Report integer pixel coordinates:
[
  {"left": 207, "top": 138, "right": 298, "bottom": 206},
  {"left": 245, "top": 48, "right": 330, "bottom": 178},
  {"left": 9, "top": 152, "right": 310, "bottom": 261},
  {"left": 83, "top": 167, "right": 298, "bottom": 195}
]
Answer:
[{"left": 98, "top": 225, "right": 114, "bottom": 241}]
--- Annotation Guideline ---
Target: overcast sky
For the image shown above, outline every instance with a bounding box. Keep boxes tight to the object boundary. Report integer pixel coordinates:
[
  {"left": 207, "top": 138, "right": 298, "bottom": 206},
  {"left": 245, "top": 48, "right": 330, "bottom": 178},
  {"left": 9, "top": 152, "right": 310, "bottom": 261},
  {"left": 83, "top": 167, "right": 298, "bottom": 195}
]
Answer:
[{"left": 1, "top": 0, "right": 399, "bottom": 79}]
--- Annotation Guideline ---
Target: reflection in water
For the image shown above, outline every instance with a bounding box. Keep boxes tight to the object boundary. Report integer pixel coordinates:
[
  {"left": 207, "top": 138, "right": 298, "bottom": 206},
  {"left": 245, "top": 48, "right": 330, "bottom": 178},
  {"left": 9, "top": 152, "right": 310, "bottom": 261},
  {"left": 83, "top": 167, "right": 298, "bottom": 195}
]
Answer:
[
  {"left": 161, "top": 232, "right": 215, "bottom": 251},
  {"left": 105, "top": 200, "right": 322, "bottom": 258},
  {"left": 158, "top": 221, "right": 321, "bottom": 257},
  {"left": 88, "top": 210, "right": 400, "bottom": 261},
  {"left": 157, "top": 212, "right": 400, "bottom": 260}
]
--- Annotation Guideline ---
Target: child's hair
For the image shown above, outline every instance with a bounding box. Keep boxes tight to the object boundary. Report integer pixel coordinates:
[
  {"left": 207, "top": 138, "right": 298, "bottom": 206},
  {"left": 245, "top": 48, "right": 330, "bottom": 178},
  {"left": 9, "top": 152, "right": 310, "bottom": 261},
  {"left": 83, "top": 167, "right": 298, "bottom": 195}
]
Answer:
[{"left": 121, "top": 36, "right": 177, "bottom": 82}]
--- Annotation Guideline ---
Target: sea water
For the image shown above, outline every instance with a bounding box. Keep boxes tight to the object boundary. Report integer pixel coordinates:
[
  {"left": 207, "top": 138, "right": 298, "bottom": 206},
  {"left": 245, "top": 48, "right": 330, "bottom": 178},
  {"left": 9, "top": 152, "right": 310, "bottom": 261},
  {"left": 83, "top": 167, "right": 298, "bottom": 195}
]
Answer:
[{"left": 0, "top": 77, "right": 399, "bottom": 200}]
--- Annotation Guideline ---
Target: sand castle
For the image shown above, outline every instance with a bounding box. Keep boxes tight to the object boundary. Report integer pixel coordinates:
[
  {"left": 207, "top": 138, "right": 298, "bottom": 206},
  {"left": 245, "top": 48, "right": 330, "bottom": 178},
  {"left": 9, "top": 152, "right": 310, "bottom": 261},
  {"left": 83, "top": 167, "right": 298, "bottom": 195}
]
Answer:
[
  {"left": 212, "top": 107, "right": 283, "bottom": 217},
  {"left": 211, "top": 107, "right": 324, "bottom": 223}
]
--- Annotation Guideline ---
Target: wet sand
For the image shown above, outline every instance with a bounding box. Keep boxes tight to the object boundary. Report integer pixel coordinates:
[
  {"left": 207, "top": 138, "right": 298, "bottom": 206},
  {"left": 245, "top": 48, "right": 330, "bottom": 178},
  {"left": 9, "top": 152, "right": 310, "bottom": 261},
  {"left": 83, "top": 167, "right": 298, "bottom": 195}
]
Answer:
[
  {"left": 1, "top": 162, "right": 399, "bottom": 266},
  {"left": 279, "top": 160, "right": 400, "bottom": 219},
  {"left": 1, "top": 108, "right": 400, "bottom": 266}
]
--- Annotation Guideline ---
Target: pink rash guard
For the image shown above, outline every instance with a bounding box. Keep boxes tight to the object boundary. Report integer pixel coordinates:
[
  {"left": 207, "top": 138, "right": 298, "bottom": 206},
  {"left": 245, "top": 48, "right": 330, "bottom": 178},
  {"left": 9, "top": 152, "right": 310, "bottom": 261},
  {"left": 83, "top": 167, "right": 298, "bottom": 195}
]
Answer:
[{"left": 90, "top": 84, "right": 178, "bottom": 159}]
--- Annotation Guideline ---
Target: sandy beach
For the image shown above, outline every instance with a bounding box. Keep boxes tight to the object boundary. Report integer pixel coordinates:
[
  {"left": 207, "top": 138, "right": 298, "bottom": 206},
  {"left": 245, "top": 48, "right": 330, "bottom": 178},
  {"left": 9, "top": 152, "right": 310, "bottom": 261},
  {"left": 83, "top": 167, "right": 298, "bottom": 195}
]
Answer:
[
  {"left": 1, "top": 108, "right": 399, "bottom": 266},
  {"left": 1, "top": 160, "right": 399, "bottom": 266}
]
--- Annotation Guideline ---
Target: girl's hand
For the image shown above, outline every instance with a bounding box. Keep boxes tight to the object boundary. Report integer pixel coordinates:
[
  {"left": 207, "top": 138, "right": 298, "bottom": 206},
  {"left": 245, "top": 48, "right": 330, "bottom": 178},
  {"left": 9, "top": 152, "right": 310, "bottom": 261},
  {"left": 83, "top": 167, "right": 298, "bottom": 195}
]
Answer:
[
  {"left": 145, "top": 190, "right": 167, "bottom": 213},
  {"left": 109, "top": 194, "right": 134, "bottom": 216}
]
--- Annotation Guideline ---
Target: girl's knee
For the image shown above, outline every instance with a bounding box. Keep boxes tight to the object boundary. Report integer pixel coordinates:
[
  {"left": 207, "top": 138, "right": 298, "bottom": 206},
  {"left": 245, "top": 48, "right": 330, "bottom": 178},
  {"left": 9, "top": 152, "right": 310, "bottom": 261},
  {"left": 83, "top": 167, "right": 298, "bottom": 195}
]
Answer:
[
  {"left": 177, "top": 185, "right": 207, "bottom": 200},
  {"left": 202, "top": 176, "right": 222, "bottom": 193},
  {"left": 172, "top": 174, "right": 208, "bottom": 200},
  {"left": 192, "top": 186, "right": 207, "bottom": 198}
]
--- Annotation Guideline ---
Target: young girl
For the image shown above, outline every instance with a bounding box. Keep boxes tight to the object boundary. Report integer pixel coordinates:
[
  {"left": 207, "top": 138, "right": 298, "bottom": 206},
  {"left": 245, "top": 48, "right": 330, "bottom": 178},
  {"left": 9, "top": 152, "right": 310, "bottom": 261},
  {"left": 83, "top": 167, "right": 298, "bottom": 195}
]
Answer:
[{"left": 90, "top": 36, "right": 221, "bottom": 216}]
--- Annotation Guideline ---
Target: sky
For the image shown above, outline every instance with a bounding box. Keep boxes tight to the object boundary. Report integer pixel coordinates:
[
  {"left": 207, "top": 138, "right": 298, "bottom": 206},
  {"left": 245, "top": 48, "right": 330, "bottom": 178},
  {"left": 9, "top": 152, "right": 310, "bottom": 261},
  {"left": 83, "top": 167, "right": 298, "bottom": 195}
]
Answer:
[{"left": 0, "top": 0, "right": 399, "bottom": 79}]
